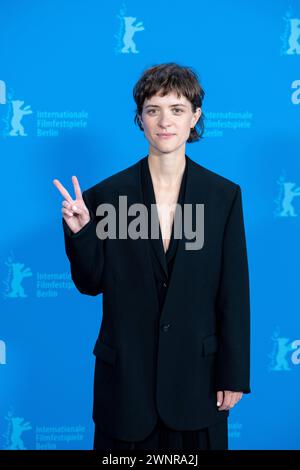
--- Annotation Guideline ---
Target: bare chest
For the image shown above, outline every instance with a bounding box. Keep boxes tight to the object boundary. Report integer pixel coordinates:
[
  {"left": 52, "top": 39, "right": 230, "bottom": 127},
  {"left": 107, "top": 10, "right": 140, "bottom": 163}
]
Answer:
[{"left": 152, "top": 184, "right": 181, "bottom": 253}]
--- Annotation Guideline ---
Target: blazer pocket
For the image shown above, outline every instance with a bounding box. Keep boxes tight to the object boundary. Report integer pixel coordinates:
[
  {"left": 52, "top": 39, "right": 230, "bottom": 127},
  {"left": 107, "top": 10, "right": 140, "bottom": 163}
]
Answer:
[
  {"left": 92, "top": 338, "right": 117, "bottom": 366},
  {"left": 202, "top": 334, "right": 218, "bottom": 356}
]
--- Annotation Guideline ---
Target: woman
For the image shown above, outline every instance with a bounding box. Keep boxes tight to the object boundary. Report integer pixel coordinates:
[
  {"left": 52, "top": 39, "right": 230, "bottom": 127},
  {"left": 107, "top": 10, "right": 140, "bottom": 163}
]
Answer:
[{"left": 53, "top": 63, "right": 251, "bottom": 450}]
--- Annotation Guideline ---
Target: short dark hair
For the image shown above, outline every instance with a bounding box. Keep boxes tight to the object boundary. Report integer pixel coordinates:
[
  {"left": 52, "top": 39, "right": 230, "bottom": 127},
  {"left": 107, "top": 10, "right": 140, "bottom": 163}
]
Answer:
[{"left": 133, "top": 62, "right": 205, "bottom": 143}]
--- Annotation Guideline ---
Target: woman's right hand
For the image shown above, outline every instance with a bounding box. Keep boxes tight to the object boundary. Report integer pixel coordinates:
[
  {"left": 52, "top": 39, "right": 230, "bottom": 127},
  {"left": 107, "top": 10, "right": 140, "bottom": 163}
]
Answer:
[{"left": 53, "top": 176, "right": 91, "bottom": 234}]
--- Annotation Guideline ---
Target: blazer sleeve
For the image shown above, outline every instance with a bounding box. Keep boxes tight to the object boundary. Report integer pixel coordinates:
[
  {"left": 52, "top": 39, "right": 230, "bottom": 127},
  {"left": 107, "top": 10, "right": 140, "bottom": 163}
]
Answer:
[
  {"left": 215, "top": 184, "right": 251, "bottom": 394},
  {"left": 62, "top": 189, "right": 104, "bottom": 296}
]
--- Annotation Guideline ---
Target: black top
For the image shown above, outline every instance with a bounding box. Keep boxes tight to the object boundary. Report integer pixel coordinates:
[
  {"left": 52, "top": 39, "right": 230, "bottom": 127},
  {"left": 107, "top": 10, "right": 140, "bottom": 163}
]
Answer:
[{"left": 141, "top": 155, "right": 188, "bottom": 313}]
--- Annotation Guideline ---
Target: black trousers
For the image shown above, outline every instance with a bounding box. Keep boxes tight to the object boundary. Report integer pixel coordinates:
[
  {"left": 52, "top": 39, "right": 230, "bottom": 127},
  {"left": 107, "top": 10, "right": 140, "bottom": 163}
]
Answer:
[{"left": 93, "top": 415, "right": 228, "bottom": 450}]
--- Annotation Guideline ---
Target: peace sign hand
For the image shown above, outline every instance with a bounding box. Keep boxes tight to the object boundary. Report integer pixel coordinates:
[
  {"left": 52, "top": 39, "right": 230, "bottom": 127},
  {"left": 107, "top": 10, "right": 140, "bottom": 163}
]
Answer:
[{"left": 53, "top": 176, "right": 91, "bottom": 234}]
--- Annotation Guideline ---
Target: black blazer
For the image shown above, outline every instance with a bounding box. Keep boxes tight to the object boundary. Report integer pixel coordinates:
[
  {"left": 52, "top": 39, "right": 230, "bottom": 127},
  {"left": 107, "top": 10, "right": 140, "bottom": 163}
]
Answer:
[{"left": 62, "top": 154, "right": 251, "bottom": 442}]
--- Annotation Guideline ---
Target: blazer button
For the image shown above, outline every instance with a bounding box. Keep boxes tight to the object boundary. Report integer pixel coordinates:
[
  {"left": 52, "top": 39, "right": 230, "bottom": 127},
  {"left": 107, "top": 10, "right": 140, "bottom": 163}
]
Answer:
[
  {"left": 162, "top": 282, "right": 167, "bottom": 288},
  {"left": 161, "top": 323, "right": 171, "bottom": 332}
]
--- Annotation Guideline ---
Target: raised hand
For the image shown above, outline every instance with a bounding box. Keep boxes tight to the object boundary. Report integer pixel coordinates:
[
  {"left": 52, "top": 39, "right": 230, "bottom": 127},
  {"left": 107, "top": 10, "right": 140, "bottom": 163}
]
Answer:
[{"left": 53, "top": 176, "right": 91, "bottom": 234}]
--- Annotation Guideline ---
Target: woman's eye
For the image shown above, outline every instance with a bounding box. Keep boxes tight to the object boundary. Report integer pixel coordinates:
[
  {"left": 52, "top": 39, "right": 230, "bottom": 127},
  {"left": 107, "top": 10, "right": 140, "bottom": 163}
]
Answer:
[{"left": 147, "top": 108, "right": 183, "bottom": 115}]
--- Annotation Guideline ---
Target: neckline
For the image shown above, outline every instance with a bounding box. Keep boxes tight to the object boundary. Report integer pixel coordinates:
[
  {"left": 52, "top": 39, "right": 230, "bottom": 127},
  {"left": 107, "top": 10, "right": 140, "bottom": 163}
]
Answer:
[{"left": 144, "top": 155, "right": 188, "bottom": 256}]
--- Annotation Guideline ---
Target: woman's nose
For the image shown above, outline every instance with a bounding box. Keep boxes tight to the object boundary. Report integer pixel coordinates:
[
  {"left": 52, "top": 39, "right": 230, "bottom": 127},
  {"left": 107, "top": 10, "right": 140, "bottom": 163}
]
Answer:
[{"left": 158, "top": 115, "right": 172, "bottom": 127}]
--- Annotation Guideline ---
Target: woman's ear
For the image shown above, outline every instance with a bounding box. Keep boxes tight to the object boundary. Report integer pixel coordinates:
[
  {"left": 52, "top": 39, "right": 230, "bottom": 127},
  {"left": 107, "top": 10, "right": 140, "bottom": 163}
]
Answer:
[
  {"left": 139, "top": 115, "right": 144, "bottom": 129},
  {"left": 193, "top": 107, "right": 202, "bottom": 126}
]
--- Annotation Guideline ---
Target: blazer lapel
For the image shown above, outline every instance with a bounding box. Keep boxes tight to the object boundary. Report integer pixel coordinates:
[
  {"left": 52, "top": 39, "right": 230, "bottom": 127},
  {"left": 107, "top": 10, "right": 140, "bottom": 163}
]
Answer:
[
  {"left": 115, "top": 154, "right": 199, "bottom": 319},
  {"left": 116, "top": 156, "right": 161, "bottom": 313},
  {"left": 140, "top": 156, "right": 168, "bottom": 279},
  {"left": 139, "top": 155, "right": 188, "bottom": 281},
  {"left": 156, "top": 155, "right": 201, "bottom": 320}
]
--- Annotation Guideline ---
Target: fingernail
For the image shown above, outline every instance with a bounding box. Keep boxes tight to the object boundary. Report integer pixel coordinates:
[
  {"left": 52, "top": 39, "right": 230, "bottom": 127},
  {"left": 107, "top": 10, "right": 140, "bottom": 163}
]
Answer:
[
  {"left": 217, "top": 401, "right": 221, "bottom": 406},
  {"left": 72, "top": 205, "right": 77, "bottom": 211}
]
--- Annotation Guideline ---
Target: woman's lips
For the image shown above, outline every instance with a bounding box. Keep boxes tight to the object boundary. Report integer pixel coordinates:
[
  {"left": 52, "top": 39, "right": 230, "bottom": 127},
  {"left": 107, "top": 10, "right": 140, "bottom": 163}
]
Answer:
[{"left": 157, "top": 133, "right": 175, "bottom": 139}]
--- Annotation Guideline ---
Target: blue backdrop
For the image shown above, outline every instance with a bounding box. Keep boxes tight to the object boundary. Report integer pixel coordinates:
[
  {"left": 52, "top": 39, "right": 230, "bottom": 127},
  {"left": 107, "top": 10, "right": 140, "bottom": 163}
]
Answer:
[{"left": 1, "top": 0, "right": 299, "bottom": 450}]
